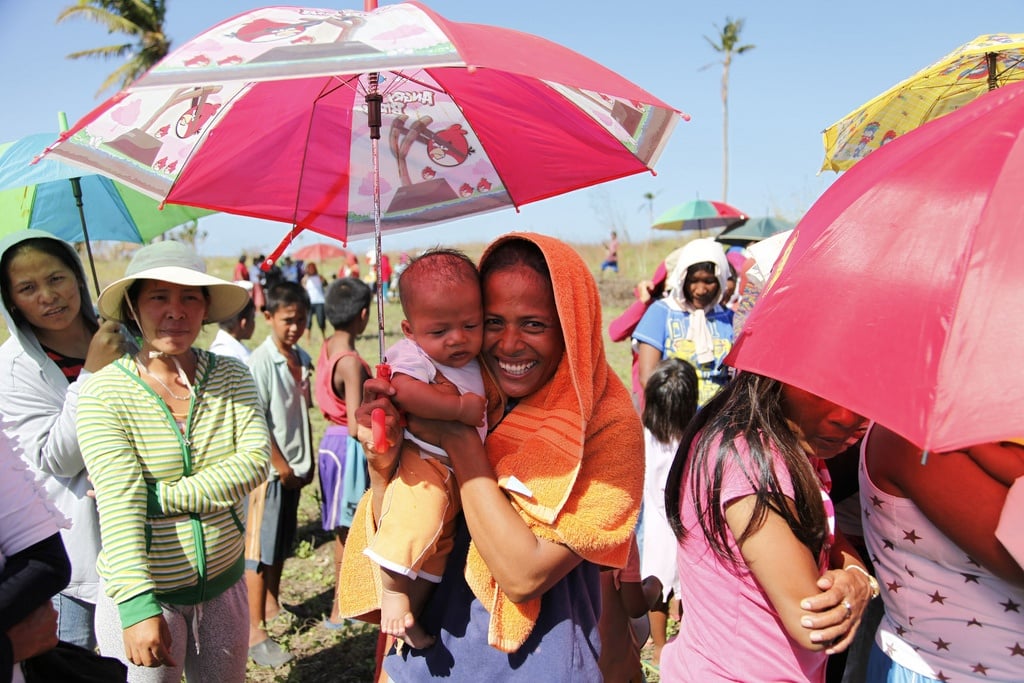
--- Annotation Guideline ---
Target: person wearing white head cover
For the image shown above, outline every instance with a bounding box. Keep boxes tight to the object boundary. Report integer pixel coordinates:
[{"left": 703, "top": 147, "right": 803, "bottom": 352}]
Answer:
[
  {"left": 76, "top": 241, "right": 270, "bottom": 683},
  {"left": 632, "top": 238, "right": 735, "bottom": 406}
]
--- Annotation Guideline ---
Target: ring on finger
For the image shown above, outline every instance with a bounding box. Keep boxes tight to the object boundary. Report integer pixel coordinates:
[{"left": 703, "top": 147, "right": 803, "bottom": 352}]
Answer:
[{"left": 842, "top": 598, "right": 853, "bottom": 620}]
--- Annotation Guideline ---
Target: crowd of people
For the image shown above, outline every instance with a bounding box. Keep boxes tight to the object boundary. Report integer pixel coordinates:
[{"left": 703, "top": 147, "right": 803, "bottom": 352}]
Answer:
[{"left": 0, "top": 227, "right": 1020, "bottom": 683}]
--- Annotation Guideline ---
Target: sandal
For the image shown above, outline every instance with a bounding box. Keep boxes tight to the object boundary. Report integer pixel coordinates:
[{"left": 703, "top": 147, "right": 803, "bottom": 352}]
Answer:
[
  {"left": 322, "top": 617, "right": 356, "bottom": 630},
  {"left": 248, "top": 638, "right": 294, "bottom": 668}
]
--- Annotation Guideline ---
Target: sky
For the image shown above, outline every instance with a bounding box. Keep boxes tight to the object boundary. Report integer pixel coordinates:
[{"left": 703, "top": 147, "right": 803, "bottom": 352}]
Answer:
[{"left": 3, "top": 1, "right": 1024, "bottom": 257}]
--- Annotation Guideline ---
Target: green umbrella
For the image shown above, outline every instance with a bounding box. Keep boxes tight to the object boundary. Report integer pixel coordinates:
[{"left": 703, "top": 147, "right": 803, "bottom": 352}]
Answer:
[{"left": 716, "top": 216, "right": 795, "bottom": 245}]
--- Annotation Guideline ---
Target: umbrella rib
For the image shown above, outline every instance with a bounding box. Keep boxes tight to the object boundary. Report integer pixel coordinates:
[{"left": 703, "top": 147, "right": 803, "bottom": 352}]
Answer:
[{"left": 994, "top": 53, "right": 1024, "bottom": 85}]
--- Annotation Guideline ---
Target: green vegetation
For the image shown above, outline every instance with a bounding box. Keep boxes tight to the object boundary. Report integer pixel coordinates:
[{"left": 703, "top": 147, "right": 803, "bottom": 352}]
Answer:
[{"left": 58, "top": 0, "right": 170, "bottom": 96}]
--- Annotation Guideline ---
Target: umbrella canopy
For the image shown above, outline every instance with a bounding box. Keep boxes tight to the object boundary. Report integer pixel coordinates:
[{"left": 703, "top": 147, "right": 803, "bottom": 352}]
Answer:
[
  {"left": 43, "top": 3, "right": 683, "bottom": 362},
  {"left": 291, "top": 242, "right": 348, "bottom": 263},
  {"left": 44, "top": 3, "right": 682, "bottom": 249},
  {"left": 0, "top": 132, "right": 214, "bottom": 293},
  {"left": 0, "top": 132, "right": 215, "bottom": 244},
  {"left": 716, "top": 215, "right": 795, "bottom": 245},
  {"left": 652, "top": 199, "right": 746, "bottom": 233},
  {"left": 727, "top": 80, "right": 1024, "bottom": 453},
  {"left": 822, "top": 33, "right": 1024, "bottom": 171}
]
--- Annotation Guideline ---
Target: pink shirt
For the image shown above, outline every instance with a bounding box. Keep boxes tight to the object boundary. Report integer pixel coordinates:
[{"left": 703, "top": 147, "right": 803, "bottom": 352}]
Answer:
[{"left": 661, "top": 434, "right": 829, "bottom": 683}]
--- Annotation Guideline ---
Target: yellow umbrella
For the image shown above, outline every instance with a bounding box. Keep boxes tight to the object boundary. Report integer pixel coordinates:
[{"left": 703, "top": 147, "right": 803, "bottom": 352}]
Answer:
[{"left": 821, "top": 33, "right": 1024, "bottom": 171}]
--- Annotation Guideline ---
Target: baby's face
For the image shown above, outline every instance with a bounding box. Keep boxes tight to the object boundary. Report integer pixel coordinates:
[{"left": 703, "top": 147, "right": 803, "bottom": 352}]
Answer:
[{"left": 401, "top": 281, "right": 483, "bottom": 368}]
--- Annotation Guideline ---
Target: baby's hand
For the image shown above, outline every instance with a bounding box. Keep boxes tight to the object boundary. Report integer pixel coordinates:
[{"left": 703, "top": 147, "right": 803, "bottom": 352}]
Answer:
[{"left": 457, "top": 393, "right": 486, "bottom": 427}]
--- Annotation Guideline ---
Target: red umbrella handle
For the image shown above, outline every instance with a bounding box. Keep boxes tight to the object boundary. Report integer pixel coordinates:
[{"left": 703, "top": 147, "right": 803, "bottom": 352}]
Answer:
[{"left": 372, "top": 363, "right": 392, "bottom": 452}]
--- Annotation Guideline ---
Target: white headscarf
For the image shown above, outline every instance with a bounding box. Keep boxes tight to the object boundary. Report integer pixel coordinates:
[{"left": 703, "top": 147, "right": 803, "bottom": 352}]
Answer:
[{"left": 666, "top": 239, "right": 730, "bottom": 363}]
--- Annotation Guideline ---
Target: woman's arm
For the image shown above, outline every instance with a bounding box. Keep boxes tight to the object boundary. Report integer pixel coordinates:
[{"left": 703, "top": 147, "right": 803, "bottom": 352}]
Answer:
[
  {"left": 636, "top": 342, "right": 662, "bottom": 390},
  {"left": 356, "top": 377, "right": 582, "bottom": 600},
  {"left": 963, "top": 441, "right": 1024, "bottom": 487},
  {"left": 0, "top": 322, "right": 126, "bottom": 479},
  {"left": 868, "top": 425, "right": 1024, "bottom": 584},
  {"left": 0, "top": 362, "right": 86, "bottom": 479},
  {"left": 725, "top": 495, "right": 833, "bottom": 651},
  {"left": 354, "top": 377, "right": 404, "bottom": 522},
  {"left": 2, "top": 602, "right": 59, "bottom": 669},
  {"left": 414, "top": 418, "right": 582, "bottom": 603},
  {"left": 77, "top": 387, "right": 159, "bottom": 623},
  {"left": 798, "top": 529, "right": 874, "bottom": 652},
  {"left": 0, "top": 534, "right": 70, "bottom": 632}
]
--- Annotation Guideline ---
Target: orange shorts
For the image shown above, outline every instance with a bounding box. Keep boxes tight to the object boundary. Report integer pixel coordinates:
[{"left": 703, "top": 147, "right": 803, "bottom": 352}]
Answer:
[{"left": 363, "top": 446, "right": 459, "bottom": 582}]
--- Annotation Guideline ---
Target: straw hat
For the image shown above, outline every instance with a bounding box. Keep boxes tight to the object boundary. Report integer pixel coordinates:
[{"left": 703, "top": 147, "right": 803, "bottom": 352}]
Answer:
[{"left": 98, "top": 241, "right": 250, "bottom": 323}]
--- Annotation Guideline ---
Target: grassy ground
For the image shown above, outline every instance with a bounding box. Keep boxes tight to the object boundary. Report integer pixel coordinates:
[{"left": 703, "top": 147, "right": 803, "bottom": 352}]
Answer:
[{"left": 2, "top": 234, "right": 689, "bottom": 681}]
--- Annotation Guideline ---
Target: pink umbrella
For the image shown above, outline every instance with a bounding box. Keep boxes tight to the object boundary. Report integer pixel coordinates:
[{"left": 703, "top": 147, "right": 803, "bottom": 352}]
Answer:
[
  {"left": 44, "top": 2, "right": 684, "bottom": 361},
  {"left": 726, "top": 80, "right": 1024, "bottom": 453}
]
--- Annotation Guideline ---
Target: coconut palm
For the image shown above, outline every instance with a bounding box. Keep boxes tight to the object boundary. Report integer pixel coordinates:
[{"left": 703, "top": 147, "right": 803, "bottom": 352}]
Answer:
[
  {"left": 705, "top": 17, "right": 754, "bottom": 202},
  {"left": 58, "top": 0, "right": 170, "bottom": 96}
]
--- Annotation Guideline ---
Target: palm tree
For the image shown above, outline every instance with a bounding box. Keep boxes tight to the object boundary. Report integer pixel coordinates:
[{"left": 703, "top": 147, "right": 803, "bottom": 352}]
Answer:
[
  {"left": 58, "top": 0, "right": 170, "bottom": 96},
  {"left": 705, "top": 18, "right": 754, "bottom": 202}
]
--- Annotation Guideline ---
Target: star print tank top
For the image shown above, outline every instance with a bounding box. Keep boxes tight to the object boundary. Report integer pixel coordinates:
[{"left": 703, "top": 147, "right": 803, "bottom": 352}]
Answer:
[{"left": 859, "top": 429, "right": 1024, "bottom": 682}]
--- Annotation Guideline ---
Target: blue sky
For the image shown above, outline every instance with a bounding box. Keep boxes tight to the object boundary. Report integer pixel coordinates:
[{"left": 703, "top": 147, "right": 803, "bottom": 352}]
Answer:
[{"left": 3, "top": 1, "right": 1024, "bottom": 256}]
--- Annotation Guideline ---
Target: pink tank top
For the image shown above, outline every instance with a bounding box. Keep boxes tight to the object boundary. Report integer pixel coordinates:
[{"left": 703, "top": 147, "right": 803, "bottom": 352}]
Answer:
[{"left": 315, "top": 345, "right": 371, "bottom": 426}]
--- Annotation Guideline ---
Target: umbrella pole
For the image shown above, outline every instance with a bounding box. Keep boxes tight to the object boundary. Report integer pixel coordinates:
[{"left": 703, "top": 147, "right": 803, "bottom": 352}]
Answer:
[
  {"left": 69, "top": 176, "right": 101, "bottom": 296},
  {"left": 367, "top": 74, "right": 386, "bottom": 364},
  {"left": 987, "top": 52, "right": 998, "bottom": 91}
]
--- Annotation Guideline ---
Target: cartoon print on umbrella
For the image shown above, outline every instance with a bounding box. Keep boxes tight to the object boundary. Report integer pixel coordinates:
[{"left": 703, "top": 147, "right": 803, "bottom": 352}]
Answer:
[{"left": 43, "top": 2, "right": 684, "bottom": 367}]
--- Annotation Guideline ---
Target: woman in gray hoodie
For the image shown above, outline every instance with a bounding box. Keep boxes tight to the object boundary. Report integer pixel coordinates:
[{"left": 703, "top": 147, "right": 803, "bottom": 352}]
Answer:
[{"left": 0, "top": 229, "right": 127, "bottom": 649}]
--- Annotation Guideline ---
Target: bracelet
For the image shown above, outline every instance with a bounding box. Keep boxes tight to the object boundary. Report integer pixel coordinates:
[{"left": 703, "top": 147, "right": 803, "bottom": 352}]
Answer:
[{"left": 844, "top": 564, "right": 881, "bottom": 599}]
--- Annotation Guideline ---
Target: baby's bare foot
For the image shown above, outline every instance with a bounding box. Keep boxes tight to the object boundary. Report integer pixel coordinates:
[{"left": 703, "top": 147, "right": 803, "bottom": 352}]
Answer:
[
  {"left": 399, "top": 612, "right": 435, "bottom": 649},
  {"left": 381, "top": 584, "right": 436, "bottom": 649},
  {"left": 381, "top": 610, "right": 434, "bottom": 649}
]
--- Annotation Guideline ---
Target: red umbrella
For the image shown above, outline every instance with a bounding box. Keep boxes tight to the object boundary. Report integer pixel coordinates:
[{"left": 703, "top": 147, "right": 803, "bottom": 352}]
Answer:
[
  {"left": 726, "top": 80, "right": 1024, "bottom": 453},
  {"left": 44, "top": 3, "right": 683, "bottom": 361},
  {"left": 291, "top": 242, "right": 348, "bottom": 263}
]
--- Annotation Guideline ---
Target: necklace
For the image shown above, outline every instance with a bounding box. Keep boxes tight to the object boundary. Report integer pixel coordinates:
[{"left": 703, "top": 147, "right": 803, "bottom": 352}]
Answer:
[{"left": 136, "top": 354, "right": 193, "bottom": 401}]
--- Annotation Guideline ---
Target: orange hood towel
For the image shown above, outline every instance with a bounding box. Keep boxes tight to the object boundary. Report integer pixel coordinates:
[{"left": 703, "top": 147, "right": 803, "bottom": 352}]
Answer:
[{"left": 466, "top": 232, "right": 643, "bottom": 652}]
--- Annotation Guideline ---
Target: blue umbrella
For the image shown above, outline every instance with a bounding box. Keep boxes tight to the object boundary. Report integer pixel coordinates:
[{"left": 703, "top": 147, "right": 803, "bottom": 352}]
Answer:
[{"left": 0, "top": 124, "right": 213, "bottom": 293}]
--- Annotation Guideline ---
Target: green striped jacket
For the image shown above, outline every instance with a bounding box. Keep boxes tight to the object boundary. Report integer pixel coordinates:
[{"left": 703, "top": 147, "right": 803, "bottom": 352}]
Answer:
[{"left": 77, "top": 349, "right": 269, "bottom": 628}]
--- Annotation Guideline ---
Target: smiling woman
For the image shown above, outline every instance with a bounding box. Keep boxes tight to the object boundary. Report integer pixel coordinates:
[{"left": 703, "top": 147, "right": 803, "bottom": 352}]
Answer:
[
  {"left": 77, "top": 241, "right": 270, "bottom": 683},
  {"left": 346, "top": 233, "right": 644, "bottom": 681}
]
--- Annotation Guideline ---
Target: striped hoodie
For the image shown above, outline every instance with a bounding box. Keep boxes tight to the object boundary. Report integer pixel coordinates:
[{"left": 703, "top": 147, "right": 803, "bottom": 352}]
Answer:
[{"left": 77, "top": 349, "right": 269, "bottom": 628}]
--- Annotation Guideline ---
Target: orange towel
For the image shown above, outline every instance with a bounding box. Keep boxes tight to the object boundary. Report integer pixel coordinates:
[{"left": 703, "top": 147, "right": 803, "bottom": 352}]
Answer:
[
  {"left": 464, "top": 233, "right": 644, "bottom": 652},
  {"left": 337, "top": 489, "right": 383, "bottom": 621}
]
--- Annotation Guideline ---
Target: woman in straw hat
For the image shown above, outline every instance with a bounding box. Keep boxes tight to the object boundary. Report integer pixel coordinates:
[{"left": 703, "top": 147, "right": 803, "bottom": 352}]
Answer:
[{"left": 76, "top": 241, "right": 270, "bottom": 682}]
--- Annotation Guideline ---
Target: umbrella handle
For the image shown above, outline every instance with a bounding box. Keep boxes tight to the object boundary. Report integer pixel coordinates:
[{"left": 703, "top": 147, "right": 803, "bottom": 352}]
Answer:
[
  {"left": 372, "top": 409, "right": 387, "bottom": 453},
  {"left": 373, "top": 363, "right": 392, "bottom": 452}
]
